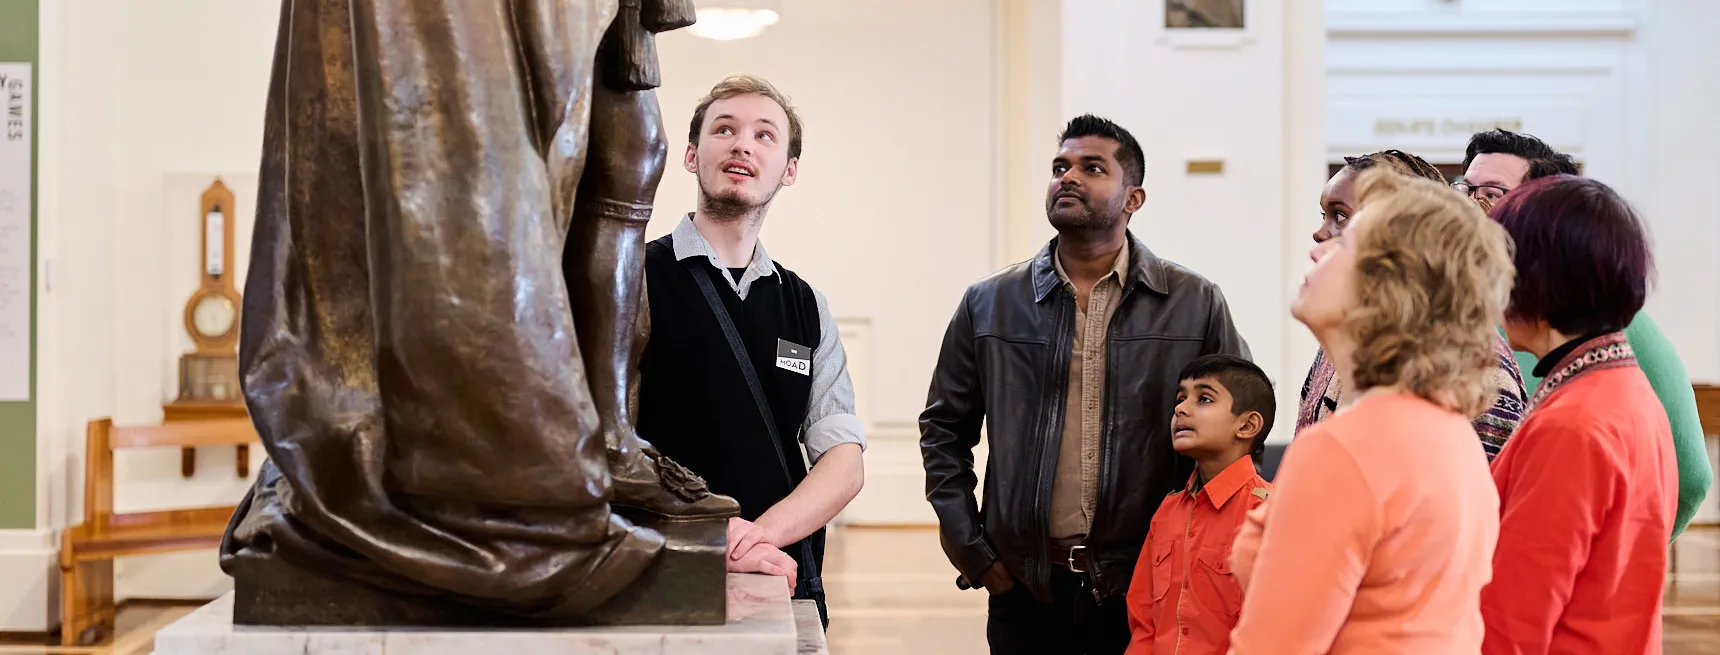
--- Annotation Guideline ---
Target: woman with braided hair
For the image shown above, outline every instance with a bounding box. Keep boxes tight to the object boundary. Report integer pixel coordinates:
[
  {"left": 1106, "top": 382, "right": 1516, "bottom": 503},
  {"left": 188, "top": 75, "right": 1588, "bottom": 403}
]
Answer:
[
  {"left": 1311, "top": 150, "right": 1446, "bottom": 242},
  {"left": 1298, "top": 150, "right": 1529, "bottom": 460}
]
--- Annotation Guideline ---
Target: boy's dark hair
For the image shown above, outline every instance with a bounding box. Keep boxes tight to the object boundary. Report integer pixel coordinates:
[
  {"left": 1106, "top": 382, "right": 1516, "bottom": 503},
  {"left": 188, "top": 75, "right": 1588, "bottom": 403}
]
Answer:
[
  {"left": 1057, "top": 114, "right": 1145, "bottom": 187},
  {"left": 1461, "top": 129, "right": 1579, "bottom": 182},
  {"left": 1178, "top": 354, "right": 1276, "bottom": 456}
]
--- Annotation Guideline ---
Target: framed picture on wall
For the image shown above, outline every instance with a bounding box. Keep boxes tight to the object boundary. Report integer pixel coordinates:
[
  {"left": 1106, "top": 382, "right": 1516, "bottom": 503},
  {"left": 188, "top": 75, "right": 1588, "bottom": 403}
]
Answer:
[
  {"left": 1166, "top": 0, "right": 1244, "bottom": 29},
  {"left": 1154, "top": 0, "right": 1255, "bottom": 49}
]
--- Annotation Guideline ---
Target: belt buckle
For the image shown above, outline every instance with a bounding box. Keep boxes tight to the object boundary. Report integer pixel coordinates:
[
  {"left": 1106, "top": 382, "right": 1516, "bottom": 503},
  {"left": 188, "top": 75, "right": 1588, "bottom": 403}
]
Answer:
[{"left": 1066, "top": 544, "right": 1087, "bottom": 573}]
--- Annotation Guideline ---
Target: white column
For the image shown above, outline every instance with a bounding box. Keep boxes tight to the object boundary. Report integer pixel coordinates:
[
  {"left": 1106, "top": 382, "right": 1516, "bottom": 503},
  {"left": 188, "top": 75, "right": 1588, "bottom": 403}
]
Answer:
[
  {"left": 3, "top": 0, "right": 126, "bottom": 632},
  {"left": 1057, "top": 0, "right": 1325, "bottom": 442},
  {"left": 1643, "top": 0, "right": 1720, "bottom": 383},
  {"left": 1642, "top": 0, "right": 1720, "bottom": 524},
  {"left": 1280, "top": 0, "right": 1327, "bottom": 438},
  {"left": 997, "top": 0, "right": 1064, "bottom": 266}
]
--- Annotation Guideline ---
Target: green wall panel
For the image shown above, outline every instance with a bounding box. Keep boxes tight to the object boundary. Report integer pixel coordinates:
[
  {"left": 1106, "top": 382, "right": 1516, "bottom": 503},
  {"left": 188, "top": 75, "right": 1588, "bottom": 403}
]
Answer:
[{"left": 0, "top": 0, "right": 39, "bottom": 530}]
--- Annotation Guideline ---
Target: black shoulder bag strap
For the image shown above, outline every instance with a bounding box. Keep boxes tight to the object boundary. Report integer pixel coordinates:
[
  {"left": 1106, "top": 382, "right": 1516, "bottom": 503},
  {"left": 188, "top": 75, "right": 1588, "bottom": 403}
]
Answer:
[{"left": 683, "top": 258, "right": 824, "bottom": 598}]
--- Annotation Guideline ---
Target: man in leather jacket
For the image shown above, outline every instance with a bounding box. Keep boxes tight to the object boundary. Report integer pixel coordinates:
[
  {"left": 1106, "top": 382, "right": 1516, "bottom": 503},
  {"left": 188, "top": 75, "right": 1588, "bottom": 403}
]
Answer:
[{"left": 920, "top": 115, "right": 1250, "bottom": 654}]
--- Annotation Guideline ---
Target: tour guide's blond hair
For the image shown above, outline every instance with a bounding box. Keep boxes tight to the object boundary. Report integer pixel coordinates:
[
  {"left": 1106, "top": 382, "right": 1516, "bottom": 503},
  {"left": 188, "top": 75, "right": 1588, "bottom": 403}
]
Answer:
[
  {"left": 688, "top": 74, "right": 803, "bottom": 160},
  {"left": 1347, "top": 168, "right": 1516, "bottom": 418}
]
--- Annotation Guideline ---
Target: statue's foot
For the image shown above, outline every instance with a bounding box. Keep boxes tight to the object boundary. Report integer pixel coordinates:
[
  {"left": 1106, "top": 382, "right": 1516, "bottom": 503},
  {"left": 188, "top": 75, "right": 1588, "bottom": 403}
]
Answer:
[{"left": 609, "top": 441, "right": 741, "bottom": 521}]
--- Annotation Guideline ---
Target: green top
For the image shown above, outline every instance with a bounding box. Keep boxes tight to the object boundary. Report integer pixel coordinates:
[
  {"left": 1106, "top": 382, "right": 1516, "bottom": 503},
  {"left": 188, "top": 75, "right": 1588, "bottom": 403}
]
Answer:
[{"left": 1511, "top": 313, "right": 1714, "bottom": 541}]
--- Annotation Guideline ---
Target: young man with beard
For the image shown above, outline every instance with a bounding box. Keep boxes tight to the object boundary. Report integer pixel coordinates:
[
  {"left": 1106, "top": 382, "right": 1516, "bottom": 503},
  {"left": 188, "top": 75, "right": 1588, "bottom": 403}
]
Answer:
[
  {"left": 1456, "top": 128, "right": 1712, "bottom": 541},
  {"left": 920, "top": 115, "right": 1249, "bottom": 654},
  {"left": 634, "top": 75, "right": 865, "bottom": 628}
]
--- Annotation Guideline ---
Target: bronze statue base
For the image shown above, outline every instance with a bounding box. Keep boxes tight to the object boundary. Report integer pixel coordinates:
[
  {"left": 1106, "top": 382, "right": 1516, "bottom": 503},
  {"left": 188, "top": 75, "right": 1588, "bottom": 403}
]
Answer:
[{"left": 227, "top": 511, "right": 726, "bottom": 627}]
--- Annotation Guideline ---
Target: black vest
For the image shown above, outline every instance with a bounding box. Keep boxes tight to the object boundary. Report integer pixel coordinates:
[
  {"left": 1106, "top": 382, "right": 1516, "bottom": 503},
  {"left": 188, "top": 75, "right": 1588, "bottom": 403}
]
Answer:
[{"left": 637, "top": 235, "right": 824, "bottom": 575}]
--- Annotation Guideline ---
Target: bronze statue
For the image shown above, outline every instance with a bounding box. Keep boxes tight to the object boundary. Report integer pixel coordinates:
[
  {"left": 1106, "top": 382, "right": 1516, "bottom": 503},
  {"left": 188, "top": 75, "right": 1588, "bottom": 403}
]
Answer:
[
  {"left": 568, "top": 0, "right": 740, "bottom": 521},
  {"left": 221, "top": 0, "right": 733, "bottom": 625}
]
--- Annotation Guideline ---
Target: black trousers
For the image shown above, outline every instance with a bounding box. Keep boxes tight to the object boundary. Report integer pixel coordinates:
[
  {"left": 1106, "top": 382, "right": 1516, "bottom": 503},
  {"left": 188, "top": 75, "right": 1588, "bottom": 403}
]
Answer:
[
  {"left": 986, "top": 568, "right": 1129, "bottom": 655},
  {"left": 791, "top": 534, "right": 829, "bottom": 630},
  {"left": 795, "top": 579, "right": 828, "bottom": 629}
]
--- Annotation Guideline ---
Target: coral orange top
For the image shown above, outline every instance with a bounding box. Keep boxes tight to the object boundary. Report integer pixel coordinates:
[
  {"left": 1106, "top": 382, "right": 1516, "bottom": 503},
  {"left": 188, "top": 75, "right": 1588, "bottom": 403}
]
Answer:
[
  {"left": 1227, "top": 391, "right": 1500, "bottom": 655},
  {"left": 1482, "top": 334, "right": 1677, "bottom": 655},
  {"left": 1126, "top": 455, "right": 1270, "bottom": 655}
]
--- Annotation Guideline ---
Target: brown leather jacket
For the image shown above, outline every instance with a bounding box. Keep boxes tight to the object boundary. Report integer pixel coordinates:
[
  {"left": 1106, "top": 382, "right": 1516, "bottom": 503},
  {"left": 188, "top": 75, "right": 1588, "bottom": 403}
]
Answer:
[{"left": 919, "top": 233, "right": 1250, "bottom": 602}]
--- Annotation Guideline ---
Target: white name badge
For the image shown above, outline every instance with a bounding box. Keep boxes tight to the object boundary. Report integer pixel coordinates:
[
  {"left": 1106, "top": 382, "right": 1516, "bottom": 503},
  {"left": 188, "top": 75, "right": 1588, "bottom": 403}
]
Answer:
[{"left": 775, "top": 339, "right": 811, "bottom": 376}]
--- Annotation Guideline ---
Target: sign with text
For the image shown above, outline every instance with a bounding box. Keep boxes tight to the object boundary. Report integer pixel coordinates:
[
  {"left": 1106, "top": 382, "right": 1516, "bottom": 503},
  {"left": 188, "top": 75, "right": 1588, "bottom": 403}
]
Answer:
[
  {"left": 1373, "top": 117, "right": 1524, "bottom": 138},
  {"left": 0, "top": 63, "right": 30, "bottom": 401},
  {"left": 1327, "top": 97, "right": 1586, "bottom": 157}
]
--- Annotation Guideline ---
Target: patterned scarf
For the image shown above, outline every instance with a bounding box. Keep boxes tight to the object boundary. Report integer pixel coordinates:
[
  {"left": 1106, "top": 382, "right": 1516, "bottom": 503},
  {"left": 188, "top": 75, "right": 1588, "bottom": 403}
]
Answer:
[
  {"left": 1295, "top": 349, "right": 1340, "bottom": 436},
  {"left": 1524, "top": 332, "right": 1636, "bottom": 415},
  {"left": 1297, "top": 335, "right": 1526, "bottom": 459}
]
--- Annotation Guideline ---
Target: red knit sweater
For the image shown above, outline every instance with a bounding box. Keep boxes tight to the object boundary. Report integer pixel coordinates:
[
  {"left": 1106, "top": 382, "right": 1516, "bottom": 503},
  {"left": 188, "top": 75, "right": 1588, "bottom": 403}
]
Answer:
[{"left": 1482, "top": 357, "right": 1677, "bottom": 655}]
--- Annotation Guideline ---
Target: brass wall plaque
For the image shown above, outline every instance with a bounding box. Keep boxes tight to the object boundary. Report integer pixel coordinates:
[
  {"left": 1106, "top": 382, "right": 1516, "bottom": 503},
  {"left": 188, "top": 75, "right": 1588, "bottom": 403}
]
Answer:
[{"left": 1186, "top": 159, "right": 1225, "bottom": 175}]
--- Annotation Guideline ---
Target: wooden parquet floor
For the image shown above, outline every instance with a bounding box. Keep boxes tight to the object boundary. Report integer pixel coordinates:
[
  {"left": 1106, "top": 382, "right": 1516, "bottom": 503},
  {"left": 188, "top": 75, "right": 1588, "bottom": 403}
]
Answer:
[{"left": 4, "top": 525, "right": 1717, "bottom": 654}]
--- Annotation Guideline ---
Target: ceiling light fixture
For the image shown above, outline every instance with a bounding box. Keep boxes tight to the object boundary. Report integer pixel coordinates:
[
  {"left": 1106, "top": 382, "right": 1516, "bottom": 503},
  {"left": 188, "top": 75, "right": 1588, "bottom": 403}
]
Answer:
[{"left": 689, "top": 0, "right": 782, "bottom": 41}]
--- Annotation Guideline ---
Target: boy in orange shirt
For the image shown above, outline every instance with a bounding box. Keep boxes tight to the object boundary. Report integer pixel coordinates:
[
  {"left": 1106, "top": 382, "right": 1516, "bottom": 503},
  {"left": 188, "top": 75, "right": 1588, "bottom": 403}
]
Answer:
[{"left": 1125, "top": 355, "right": 1273, "bottom": 655}]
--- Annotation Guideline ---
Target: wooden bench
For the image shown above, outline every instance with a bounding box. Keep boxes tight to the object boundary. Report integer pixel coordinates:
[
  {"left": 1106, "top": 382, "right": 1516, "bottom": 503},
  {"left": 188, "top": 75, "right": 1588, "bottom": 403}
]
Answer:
[
  {"left": 59, "top": 417, "right": 257, "bottom": 646},
  {"left": 1692, "top": 384, "right": 1720, "bottom": 532},
  {"left": 1695, "top": 384, "right": 1719, "bottom": 436}
]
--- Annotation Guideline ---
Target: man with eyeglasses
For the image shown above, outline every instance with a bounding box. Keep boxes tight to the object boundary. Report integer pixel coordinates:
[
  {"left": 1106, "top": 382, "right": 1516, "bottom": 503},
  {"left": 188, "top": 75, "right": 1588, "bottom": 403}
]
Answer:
[{"left": 1452, "top": 128, "right": 1578, "bottom": 204}]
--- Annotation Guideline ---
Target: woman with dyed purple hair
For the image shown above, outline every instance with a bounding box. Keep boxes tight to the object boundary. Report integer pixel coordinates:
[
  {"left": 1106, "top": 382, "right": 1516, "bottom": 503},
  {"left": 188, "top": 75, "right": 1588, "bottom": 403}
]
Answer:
[{"left": 1480, "top": 175, "right": 1678, "bottom": 655}]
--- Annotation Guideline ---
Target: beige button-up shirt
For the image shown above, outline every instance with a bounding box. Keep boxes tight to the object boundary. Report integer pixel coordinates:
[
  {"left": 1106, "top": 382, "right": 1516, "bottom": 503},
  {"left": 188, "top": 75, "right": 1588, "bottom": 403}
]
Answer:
[{"left": 1048, "top": 245, "right": 1130, "bottom": 540}]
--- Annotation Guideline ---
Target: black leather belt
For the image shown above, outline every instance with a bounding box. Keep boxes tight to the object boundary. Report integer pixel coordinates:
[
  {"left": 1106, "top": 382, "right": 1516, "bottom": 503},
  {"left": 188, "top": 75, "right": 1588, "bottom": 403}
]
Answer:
[{"left": 1049, "top": 542, "right": 1090, "bottom": 573}]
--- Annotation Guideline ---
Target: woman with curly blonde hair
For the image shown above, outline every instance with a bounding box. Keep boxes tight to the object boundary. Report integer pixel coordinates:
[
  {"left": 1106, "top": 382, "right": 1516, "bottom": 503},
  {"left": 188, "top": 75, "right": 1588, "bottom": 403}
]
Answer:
[{"left": 1225, "top": 169, "right": 1512, "bottom": 654}]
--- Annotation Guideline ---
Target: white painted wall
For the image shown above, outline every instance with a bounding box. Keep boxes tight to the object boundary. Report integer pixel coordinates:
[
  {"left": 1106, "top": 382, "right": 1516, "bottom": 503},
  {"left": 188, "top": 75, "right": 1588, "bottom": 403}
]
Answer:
[
  {"left": 649, "top": 1, "right": 1000, "bottom": 429},
  {"left": 1640, "top": 0, "right": 1720, "bottom": 386},
  {"left": 1638, "top": 0, "right": 1720, "bottom": 523},
  {"left": 28, "top": 0, "right": 276, "bottom": 607},
  {"left": 998, "top": 0, "right": 1068, "bottom": 264},
  {"left": 650, "top": 0, "right": 1003, "bottom": 527}
]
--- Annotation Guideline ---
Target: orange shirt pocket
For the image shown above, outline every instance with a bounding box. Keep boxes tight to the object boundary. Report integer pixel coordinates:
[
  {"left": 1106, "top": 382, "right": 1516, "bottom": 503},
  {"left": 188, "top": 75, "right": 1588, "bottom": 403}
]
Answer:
[
  {"left": 1192, "top": 545, "right": 1243, "bottom": 623},
  {"left": 1150, "top": 537, "right": 1175, "bottom": 604}
]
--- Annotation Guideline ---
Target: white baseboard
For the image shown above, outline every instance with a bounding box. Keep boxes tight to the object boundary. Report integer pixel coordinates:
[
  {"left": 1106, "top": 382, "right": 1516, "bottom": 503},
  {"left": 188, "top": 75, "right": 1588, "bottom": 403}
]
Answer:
[
  {"left": 116, "top": 550, "right": 231, "bottom": 600},
  {"left": 0, "top": 529, "right": 57, "bottom": 632},
  {"left": 0, "top": 529, "right": 229, "bottom": 632}
]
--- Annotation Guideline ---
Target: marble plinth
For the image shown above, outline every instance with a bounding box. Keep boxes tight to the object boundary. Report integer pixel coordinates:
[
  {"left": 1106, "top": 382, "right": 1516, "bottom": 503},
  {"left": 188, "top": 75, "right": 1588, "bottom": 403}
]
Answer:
[
  {"left": 152, "top": 573, "right": 817, "bottom": 655},
  {"left": 791, "top": 600, "right": 829, "bottom": 654}
]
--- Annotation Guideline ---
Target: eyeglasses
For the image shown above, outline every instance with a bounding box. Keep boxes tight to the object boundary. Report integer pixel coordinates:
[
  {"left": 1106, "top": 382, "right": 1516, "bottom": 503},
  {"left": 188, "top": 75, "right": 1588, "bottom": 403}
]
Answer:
[{"left": 1452, "top": 182, "right": 1511, "bottom": 203}]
